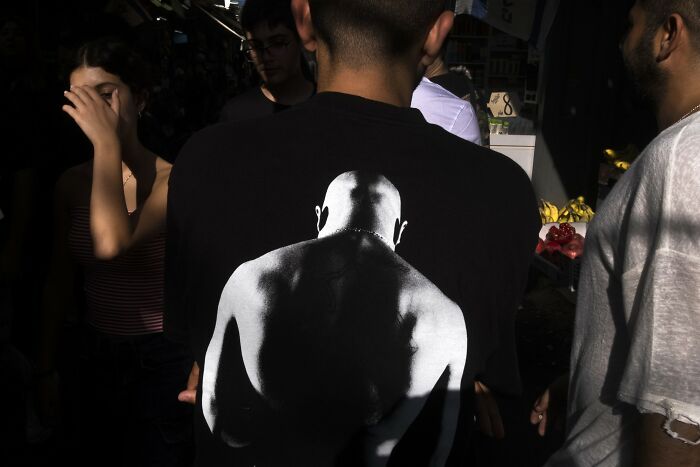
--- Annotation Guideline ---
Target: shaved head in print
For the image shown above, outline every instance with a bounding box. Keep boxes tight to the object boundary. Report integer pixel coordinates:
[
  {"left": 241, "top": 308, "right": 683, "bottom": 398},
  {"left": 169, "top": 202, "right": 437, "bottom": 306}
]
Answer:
[{"left": 316, "top": 171, "right": 407, "bottom": 250}]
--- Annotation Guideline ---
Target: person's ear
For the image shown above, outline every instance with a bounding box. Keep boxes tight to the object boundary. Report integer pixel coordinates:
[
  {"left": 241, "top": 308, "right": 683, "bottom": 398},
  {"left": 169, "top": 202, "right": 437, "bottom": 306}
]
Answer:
[
  {"left": 291, "top": 0, "right": 317, "bottom": 53},
  {"left": 657, "top": 13, "right": 683, "bottom": 62},
  {"left": 420, "top": 11, "right": 454, "bottom": 69},
  {"left": 135, "top": 90, "right": 148, "bottom": 116},
  {"left": 394, "top": 219, "right": 408, "bottom": 247},
  {"left": 315, "top": 205, "right": 329, "bottom": 233}
]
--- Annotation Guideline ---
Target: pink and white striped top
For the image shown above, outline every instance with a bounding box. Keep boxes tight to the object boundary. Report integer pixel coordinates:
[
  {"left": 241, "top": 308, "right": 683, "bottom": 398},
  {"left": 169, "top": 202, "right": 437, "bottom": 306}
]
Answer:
[{"left": 68, "top": 206, "right": 166, "bottom": 335}]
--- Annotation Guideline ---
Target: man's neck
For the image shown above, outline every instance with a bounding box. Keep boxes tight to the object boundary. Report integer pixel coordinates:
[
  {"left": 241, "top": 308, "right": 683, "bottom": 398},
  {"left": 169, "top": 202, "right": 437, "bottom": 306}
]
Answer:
[
  {"left": 262, "top": 72, "right": 314, "bottom": 106},
  {"left": 656, "top": 72, "right": 700, "bottom": 130},
  {"left": 315, "top": 49, "right": 419, "bottom": 107}
]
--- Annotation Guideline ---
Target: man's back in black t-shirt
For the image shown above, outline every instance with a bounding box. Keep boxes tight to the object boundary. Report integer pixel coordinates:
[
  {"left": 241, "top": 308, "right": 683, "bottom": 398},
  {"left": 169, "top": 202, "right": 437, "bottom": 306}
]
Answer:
[{"left": 166, "top": 92, "right": 539, "bottom": 466}]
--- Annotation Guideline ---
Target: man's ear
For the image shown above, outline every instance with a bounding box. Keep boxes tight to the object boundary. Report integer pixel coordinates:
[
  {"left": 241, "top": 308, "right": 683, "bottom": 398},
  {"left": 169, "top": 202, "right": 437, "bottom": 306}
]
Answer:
[
  {"left": 315, "top": 205, "right": 329, "bottom": 233},
  {"left": 315, "top": 205, "right": 322, "bottom": 232},
  {"left": 420, "top": 11, "right": 454, "bottom": 68},
  {"left": 394, "top": 220, "right": 408, "bottom": 247},
  {"left": 291, "top": 0, "right": 317, "bottom": 53},
  {"left": 657, "top": 13, "right": 684, "bottom": 62}
]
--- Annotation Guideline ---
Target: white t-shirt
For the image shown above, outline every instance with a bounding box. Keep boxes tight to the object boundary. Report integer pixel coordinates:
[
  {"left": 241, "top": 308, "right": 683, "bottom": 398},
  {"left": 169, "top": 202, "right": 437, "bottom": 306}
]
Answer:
[
  {"left": 411, "top": 77, "right": 481, "bottom": 145},
  {"left": 546, "top": 112, "right": 700, "bottom": 466}
]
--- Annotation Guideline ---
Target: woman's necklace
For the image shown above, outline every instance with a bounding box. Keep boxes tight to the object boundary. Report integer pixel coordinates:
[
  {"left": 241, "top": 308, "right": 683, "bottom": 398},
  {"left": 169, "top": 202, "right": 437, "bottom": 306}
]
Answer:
[{"left": 122, "top": 171, "right": 133, "bottom": 186}]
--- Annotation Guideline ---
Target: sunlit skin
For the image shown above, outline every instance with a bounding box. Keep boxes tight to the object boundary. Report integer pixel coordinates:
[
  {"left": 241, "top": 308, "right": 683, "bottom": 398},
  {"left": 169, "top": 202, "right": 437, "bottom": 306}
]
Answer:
[
  {"left": 65, "top": 66, "right": 141, "bottom": 164},
  {"left": 245, "top": 22, "right": 314, "bottom": 105},
  {"left": 61, "top": 65, "right": 170, "bottom": 260}
]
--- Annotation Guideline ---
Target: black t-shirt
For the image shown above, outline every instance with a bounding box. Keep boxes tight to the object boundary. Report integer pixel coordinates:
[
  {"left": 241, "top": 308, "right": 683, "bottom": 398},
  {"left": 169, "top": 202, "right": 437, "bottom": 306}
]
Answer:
[
  {"left": 166, "top": 92, "right": 539, "bottom": 466},
  {"left": 218, "top": 87, "right": 292, "bottom": 123}
]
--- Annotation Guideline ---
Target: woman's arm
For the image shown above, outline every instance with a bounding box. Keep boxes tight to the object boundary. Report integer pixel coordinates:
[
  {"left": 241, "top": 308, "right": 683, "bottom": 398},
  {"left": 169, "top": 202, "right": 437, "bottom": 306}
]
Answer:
[{"left": 63, "top": 86, "right": 168, "bottom": 259}]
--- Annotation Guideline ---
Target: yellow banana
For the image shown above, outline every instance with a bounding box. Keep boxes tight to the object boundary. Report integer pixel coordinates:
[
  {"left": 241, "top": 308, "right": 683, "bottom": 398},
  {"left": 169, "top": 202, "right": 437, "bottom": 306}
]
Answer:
[
  {"left": 604, "top": 144, "right": 638, "bottom": 172},
  {"left": 539, "top": 199, "right": 560, "bottom": 224},
  {"left": 614, "top": 160, "right": 631, "bottom": 171}
]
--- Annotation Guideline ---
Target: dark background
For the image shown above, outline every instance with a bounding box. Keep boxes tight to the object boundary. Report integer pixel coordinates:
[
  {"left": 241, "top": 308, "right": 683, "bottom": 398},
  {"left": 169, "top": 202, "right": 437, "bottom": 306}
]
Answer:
[{"left": 536, "top": 0, "right": 656, "bottom": 207}]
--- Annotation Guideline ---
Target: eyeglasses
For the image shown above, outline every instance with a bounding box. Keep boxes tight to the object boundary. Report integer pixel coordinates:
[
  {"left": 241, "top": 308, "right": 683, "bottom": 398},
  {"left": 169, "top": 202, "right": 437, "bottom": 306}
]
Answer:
[{"left": 241, "top": 37, "right": 292, "bottom": 61}]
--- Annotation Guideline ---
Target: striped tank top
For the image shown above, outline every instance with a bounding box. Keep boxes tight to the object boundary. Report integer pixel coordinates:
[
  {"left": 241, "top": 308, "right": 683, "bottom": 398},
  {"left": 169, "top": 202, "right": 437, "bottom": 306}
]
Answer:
[{"left": 68, "top": 206, "right": 166, "bottom": 335}]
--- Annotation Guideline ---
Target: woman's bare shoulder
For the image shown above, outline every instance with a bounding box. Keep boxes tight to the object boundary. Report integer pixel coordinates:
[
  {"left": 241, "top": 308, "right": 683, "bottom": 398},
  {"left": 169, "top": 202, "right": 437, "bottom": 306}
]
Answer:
[{"left": 153, "top": 156, "right": 173, "bottom": 186}]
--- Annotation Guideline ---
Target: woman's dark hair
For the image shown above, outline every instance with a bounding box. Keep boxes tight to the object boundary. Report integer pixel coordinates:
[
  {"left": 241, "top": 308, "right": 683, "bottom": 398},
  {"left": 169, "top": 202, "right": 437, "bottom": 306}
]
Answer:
[{"left": 73, "top": 36, "right": 153, "bottom": 95}]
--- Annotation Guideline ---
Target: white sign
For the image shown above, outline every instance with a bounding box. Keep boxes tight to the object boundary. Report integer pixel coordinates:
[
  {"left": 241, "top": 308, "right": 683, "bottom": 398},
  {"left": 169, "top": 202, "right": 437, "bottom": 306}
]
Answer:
[{"left": 488, "top": 91, "right": 521, "bottom": 118}]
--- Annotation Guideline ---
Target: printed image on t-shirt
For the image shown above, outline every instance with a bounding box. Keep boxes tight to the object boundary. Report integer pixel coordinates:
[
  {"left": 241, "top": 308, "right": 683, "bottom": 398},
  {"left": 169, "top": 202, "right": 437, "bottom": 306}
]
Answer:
[{"left": 202, "top": 170, "right": 466, "bottom": 465}]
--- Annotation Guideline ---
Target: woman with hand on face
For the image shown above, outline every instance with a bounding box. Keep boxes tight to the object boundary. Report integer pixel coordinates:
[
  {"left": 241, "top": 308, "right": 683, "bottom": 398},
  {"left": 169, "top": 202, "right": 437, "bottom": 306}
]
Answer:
[{"left": 35, "top": 37, "right": 193, "bottom": 467}]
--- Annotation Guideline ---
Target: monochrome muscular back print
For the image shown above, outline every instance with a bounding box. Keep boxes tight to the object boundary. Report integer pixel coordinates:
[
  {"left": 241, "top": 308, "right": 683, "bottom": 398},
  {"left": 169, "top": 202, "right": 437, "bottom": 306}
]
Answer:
[{"left": 202, "top": 171, "right": 467, "bottom": 467}]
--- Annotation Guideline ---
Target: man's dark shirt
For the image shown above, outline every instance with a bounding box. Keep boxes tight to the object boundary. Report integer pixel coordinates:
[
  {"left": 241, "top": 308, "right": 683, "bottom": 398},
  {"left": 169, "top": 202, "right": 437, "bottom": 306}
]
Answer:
[
  {"left": 219, "top": 86, "right": 292, "bottom": 123},
  {"left": 166, "top": 92, "right": 539, "bottom": 466}
]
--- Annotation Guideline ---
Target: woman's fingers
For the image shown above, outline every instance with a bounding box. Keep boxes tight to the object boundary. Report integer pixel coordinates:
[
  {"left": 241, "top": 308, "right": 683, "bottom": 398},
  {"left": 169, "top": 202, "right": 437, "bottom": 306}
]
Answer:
[
  {"left": 70, "top": 85, "right": 97, "bottom": 105},
  {"left": 62, "top": 85, "right": 120, "bottom": 146},
  {"left": 538, "top": 412, "right": 548, "bottom": 437},
  {"left": 61, "top": 104, "right": 79, "bottom": 121},
  {"left": 63, "top": 86, "right": 117, "bottom": 122},
  {"left": 63, "top": 89, "right": 87, "bottom": 111},
  {"left": 110, "top": 88, "right": 121, "bottom": 116}
]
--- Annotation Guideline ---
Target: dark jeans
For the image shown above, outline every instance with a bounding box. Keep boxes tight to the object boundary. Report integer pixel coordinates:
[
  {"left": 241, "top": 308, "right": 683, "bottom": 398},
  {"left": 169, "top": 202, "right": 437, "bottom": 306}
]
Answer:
[{"left": 76, "top": 328, "right": 194, "bottom": 467}]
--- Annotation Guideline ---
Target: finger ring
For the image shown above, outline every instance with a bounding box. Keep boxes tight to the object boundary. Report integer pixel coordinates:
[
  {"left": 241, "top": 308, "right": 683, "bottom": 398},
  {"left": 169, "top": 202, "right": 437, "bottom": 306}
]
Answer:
[{"left": 538, "top": 414, "right": 543, "bottom": 421}]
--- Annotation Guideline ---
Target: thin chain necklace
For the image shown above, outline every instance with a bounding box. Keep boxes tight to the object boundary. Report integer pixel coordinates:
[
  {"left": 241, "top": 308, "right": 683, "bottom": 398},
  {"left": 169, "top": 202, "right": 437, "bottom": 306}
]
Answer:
[
  {"left": 334, "top": 227, "right": 392, "bottom": 248},
  {"left": 122, "top": 171, "right": 133, "bottom": 186},
  {"left": 676, "top": 103, "right": 700, "bottom": 125}
]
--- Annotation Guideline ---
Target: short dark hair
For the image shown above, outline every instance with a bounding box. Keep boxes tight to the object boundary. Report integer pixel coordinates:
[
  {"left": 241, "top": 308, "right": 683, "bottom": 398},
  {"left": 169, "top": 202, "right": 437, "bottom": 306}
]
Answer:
[
  {"left": 73, "top": 36, "right": 153, "bottom": 95},
  {"left": 308, "top": 0, "right": 446, "bottom": 65},
  {"left": 240, "top": 0, "right": 296, "bottom": 34},
  {"left": 638, "top": 0, "right": 700, "bottom": 52}
]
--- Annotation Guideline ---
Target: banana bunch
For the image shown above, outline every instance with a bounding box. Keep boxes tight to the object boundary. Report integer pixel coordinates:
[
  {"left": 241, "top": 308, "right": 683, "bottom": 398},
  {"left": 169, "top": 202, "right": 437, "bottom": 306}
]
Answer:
[
  {"left": 558, "top": 196, "right": 595, "bottom": 222},
  {"left": 603, "top": 144, "right": 639, "bottom": 172},
  {"left": 539, "top": 199, "right": 559, "bottom": 224}
]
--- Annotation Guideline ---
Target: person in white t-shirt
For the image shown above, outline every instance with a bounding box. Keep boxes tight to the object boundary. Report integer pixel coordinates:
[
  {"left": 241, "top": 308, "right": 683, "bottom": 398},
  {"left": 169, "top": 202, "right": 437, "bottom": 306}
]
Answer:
[
  {"left": 530, "top": 1, "right": 700, "bottom": 465},
  {"left": 411, "top": 77, "right": 482, "bottom": 145}
]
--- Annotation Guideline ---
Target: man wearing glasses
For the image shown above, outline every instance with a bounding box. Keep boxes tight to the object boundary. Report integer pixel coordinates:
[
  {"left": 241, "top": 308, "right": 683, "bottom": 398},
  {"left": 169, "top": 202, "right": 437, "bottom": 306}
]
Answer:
[{"left": 219, "top": 0, "right": 316, "bottom": 122}]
